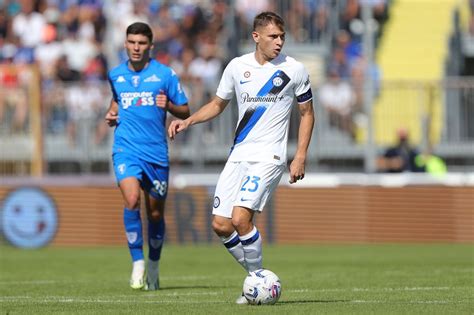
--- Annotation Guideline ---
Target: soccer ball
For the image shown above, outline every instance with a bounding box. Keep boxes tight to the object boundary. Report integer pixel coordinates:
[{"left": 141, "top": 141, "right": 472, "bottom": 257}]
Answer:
[{"left": 242, "top": 269, "right": 282, "bottom": 305}]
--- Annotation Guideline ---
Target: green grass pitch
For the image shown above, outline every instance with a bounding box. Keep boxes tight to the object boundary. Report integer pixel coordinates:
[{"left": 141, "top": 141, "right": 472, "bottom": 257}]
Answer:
[{"left": 0, "top": 244, "right": 472, "bottom": 314}]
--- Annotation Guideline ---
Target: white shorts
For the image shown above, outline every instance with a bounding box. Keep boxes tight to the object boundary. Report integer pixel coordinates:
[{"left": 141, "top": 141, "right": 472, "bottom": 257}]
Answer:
[{"left": 212, "top": 161, "right": 285, "bottom": 218}]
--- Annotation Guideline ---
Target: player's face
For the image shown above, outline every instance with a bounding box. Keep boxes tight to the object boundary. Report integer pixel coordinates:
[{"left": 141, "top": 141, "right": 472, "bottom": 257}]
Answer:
[
  {"left": 253, "top": 22, "right": 285, "bottom": 61},
  {"left": 124, "top": 33, "right": 153, "bottom": 63}
]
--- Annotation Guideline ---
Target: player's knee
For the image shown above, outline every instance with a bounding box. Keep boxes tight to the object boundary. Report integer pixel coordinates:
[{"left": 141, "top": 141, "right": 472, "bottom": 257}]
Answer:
[
  {"left": 231, "top": 217, "right": 252, "bottom": 234},
  {"left": 148, "top": 210, "right": 162, "bottom": 222},
  {"left": 212, "top": 218, "right": 233, "bottom": 236},
  {"left": 124, "top": 193, "right": 140, "bottom": 209}
]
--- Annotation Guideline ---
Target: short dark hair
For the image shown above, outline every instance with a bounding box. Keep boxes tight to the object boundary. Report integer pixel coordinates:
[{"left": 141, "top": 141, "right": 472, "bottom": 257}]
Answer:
[
  {"left": 126, "top": 22, "right": 153, "bottom": 43},
  {"left": 253, "top": 11, "right": 285, "bottom": 31}
]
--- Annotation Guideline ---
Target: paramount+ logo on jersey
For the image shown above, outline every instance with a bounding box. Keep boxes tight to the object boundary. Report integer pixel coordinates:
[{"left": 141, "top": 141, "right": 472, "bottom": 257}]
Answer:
[
  {"left": 120, "top": 92, "right": 154, "bottom": 109},
  {"left": 240, "top": 92, "right": 283, "bottom": 103}
]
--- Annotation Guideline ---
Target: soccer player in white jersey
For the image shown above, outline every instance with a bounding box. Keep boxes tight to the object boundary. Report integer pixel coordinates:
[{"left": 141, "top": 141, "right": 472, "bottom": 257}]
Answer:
[{"left": 168, "top": 11, "right": 314, "bottom": 303}]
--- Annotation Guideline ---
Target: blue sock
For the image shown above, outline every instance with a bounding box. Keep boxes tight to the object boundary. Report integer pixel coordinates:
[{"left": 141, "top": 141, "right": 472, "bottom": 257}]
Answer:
[
  {"left": 148, "top": 218, "right": 165, "bottom": 261},
  {"left": 123, "top": 208, "right": 144, "bottom": 262}
]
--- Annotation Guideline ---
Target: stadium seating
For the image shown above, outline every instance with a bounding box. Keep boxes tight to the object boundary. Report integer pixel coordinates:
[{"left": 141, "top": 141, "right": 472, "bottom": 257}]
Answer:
[{"left": 374, "top": 0, "right": 459, "bottom": 145}]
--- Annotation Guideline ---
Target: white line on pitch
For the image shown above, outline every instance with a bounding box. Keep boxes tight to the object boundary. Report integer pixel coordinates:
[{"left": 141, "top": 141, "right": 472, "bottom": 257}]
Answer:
[
  {"left": 0, "top": 296, "right": 228, "bottom": 304},
  {"left": 0, "top": 276, "right": 214, "bottom": 286},
  {"left": 160, "top": 275, "right": 213, "bottom": 281},
  {"left": 0, "top": 291, "right": 224, "bottom": 303},
  {"left": 0, "top": 280, "right": 57, "bottom": 285},
  {"left": 131, "top": 291, "right": 222, "bottom": 297},
  {"left": 351, "top": 300, "right": 451, "bottom": 304},
  {"left": 0, "top": 296, "right": 463, "bottom": 305},
  {"left": 288, "top": 286, "right": 454, "bottom": 293}
]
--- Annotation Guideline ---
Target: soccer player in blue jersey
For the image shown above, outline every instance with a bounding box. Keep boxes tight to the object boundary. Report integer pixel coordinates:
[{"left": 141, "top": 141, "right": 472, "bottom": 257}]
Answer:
[
  {"left": 105, "top": 22, "right": 190, "bottom": 290},
  {"left": 168, "top": 12, "right": 314, "bottom": 303}
]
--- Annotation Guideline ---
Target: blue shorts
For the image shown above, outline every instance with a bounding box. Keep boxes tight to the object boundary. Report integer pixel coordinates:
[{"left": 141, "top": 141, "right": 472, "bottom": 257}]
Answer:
[{"left": 113, "top": 152, "right": 169, "bottom": 200}]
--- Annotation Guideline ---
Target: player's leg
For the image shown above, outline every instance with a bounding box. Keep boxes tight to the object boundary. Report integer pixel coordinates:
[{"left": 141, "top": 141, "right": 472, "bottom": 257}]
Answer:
[
  {"left": 143, "top": 193, "right": 165, "bottom": 290},
  {"left": 212, "top": 213, "right": 250, "bottom": 305},
  {"left": 141, "top": 163, "right": 169, "bottom": 291},
  {"left": 231, "top": 206, "right": 262, "bottom": 272},
  {"left": 212, "top": 215, "right": 247, "bottom": 270},
  {"left": 231, "top": 206, "right": 260, "bottom": 305},
  {"left": 114, "top": 153, "right": 145, "bottom": 289},
  {"left": 212, "top": 161, "right": 247, "bottom": 270},
  {"left": 119, "top": 176, "right": 145, "bottom": 289},
  {"left": 233, "top": 162, "right": 285, "bottom": 272}
]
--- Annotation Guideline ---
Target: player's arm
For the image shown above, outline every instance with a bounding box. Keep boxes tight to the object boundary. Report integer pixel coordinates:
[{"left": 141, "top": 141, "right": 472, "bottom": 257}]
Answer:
[
  {"left": 156, "top": 90, "right": 190, "bottom": 119},
  {"left": 289, "top": 100, "right": 315, "bottom": 184},
  {"left": 168, "top": 96, "right": 230, "bottom": 140},
  {"left": 167, "top": 102, "right": 190, "bottom": 120},
  {"left": 105, "top": 98, "right": 119, "bottom": 127}
]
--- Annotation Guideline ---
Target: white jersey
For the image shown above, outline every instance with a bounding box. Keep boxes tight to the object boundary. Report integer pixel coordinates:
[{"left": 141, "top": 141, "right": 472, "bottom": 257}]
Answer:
[{"left": 216, "top": 52, "right": 312, "bottom": 165}]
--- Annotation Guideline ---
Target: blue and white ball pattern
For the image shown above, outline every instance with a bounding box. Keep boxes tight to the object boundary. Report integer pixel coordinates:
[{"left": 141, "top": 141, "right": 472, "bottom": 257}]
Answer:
[{"left": 243, "top": 269, "right": 282, "bottom": 305}]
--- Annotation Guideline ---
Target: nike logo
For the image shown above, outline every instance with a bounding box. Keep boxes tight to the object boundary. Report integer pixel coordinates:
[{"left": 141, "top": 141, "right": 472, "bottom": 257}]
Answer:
[
  {"left": 239, "top": 80, "right": 251, "bottom": 84},
  {"left": 240, "top": 197, "right": 252, "bottom": 202}
]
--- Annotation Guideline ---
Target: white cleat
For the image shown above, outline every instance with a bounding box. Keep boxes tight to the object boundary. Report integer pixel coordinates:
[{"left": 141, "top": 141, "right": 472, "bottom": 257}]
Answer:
[
  {"left": 236, "top": 293, "right": 249, "bottom": 305},
  {"left": 130, "top": 276, "right": 144, "bottom": 290},
  {"left": 130, "top": 260, "right": 145, "bottom": 290}
]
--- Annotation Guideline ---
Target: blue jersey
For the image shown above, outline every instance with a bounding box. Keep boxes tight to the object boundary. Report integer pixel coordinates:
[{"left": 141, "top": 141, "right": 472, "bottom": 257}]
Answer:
[{"left": 108, "top": 59, "right": 188, "bottom": 166}]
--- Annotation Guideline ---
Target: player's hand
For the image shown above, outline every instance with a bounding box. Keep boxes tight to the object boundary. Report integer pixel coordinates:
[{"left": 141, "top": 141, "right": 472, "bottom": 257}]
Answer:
[
  {"left": 289, "top": 158, "right": 305, "bottom": 184},
  {"left": 156, "top": 90, "right": 168, "bottom": 110},
  {"left": 168, "top": 119, "right": 190, "bottom": 140},
  {"left": 105, "top": 110, "right": 118, "bottom": 127}
]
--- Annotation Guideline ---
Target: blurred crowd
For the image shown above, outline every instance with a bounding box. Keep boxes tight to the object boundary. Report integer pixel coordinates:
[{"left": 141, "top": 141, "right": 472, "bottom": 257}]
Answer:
[
  {"left": 0, "top": 0, "right": 231, "bottom": 145},
  {"left": 319, "top": 0, "right": 387, "bottom": 140},
  {"left": 0, "top": 0, "right": 388, "bottom": 145}
]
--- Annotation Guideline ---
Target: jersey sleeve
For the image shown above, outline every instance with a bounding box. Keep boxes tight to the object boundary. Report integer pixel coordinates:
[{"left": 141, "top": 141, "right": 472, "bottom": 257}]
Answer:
[
  {"left": 166, "top": 68, "right": 188, "bottom": 106},
  {"left": 294, "top": 63, "right": 313, "bottom": 104},
  {"left": 107, "top": 73, "right": 118, "bottom": 102},
  {"left": 215, "top": 59, "right": 236, "bottom": 100}
]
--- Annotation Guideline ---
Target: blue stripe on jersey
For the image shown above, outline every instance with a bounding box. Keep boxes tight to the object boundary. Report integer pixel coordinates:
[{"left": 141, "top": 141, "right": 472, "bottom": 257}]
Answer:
[
  {"left": 232, "top": 70, "right": 282, "bottom": 148},
  {"left": 256, "top": 70, "right": 283, "bottom": 97},
  {"left": 234, "top": 106, "right": 267, "bottom": 145}
]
